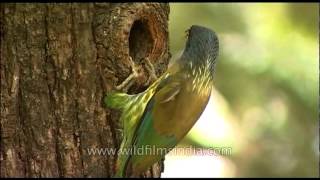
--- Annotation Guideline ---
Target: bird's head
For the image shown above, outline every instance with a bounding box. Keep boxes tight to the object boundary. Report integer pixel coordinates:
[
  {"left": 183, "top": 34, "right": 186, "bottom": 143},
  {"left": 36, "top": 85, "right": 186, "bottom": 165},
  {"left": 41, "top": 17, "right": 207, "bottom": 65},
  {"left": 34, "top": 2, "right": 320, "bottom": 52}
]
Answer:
[{"left": 181, "top": 25, "right": 219, "bottom": 74}]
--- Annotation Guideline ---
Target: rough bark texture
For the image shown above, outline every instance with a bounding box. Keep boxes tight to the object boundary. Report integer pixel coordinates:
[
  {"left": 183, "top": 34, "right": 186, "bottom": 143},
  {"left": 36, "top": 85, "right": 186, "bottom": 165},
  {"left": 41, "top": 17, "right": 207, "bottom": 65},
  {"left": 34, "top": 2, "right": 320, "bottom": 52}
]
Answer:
[{"left": 0, "top": 3, "right": 170, "bottom": 177}]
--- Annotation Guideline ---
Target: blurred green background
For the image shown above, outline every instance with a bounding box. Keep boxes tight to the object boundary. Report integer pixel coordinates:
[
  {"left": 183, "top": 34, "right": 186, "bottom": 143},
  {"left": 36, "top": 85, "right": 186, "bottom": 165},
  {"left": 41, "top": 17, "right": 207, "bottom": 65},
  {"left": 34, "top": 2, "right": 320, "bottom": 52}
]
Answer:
[{"left": 162, "top": 3, "right": 319, "bottom": 177}]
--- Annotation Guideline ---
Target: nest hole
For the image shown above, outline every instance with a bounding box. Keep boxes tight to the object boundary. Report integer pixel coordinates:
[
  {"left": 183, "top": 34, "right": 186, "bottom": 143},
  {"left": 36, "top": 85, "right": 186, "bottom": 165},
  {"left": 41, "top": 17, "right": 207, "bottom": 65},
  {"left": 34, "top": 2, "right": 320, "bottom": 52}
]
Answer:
[{"left": 129, "top": 19, "right": 154, "bottom": 62}]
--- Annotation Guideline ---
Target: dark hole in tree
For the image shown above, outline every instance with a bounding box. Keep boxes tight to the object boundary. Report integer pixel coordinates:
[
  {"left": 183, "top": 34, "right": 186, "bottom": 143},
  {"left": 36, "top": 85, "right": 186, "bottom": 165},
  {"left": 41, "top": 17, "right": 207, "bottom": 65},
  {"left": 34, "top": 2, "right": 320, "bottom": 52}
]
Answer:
[
  {"left": 129, "top": 19, "right": 154, "bottom": 63},
  {"left": 128, "top": 19, "right": 154, "bottom": 94}
]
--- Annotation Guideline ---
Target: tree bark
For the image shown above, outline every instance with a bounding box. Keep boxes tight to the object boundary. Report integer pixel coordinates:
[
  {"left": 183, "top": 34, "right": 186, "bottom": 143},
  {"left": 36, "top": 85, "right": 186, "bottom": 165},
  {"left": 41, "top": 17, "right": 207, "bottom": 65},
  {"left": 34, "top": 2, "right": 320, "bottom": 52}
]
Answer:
[{"left": 0, "top": 3, "right": 170, "bottom": 177}]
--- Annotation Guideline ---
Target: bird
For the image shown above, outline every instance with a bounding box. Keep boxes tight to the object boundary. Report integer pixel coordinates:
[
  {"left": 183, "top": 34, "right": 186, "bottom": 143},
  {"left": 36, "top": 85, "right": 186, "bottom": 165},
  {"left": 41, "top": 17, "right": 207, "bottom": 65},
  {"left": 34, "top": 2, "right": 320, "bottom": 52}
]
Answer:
[{"left": 105, "top": 25, "right": 219, "bottom": 177}]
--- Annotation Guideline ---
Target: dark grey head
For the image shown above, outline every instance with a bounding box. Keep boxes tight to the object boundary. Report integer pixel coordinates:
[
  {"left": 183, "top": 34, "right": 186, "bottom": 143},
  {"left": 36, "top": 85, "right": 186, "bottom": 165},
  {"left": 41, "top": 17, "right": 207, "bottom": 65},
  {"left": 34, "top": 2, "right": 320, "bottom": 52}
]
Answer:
[{"left": 181, "top": 25, "right": 219, "bottom": 75}]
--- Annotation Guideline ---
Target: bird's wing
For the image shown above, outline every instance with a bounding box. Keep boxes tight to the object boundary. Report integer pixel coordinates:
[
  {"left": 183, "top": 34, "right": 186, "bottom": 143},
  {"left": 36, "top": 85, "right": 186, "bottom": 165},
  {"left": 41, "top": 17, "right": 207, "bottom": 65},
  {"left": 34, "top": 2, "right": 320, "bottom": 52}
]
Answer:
[{"left": 124, "top": 72, "right": 187, "bottom": 174}]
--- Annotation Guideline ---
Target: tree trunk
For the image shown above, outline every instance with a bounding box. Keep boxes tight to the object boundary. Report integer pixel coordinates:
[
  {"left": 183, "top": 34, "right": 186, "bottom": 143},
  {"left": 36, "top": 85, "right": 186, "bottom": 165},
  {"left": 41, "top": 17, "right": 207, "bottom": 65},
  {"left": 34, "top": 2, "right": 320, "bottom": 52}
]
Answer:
[{"left": 0, "top": 3, "right": 170, "bottom": 177}]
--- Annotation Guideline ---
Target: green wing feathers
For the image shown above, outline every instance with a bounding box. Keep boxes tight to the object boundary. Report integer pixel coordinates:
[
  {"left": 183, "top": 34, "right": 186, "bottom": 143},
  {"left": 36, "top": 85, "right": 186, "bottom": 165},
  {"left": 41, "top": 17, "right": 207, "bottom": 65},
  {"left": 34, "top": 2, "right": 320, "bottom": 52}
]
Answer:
[
  {"left": 108, "top": 72, "right": 184, "bottom": 176},
  {"left": 104, "top": 92, "right": 132, "bottom": 110},
  {"left": 129, "top": 99, "right": 177, "bottom": 173}
]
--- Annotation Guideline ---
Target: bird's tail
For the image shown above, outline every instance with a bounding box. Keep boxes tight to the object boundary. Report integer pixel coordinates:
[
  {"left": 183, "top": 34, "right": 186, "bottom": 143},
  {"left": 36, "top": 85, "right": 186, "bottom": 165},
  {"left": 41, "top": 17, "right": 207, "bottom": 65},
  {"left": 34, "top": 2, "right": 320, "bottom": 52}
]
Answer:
[
  {"left": 112, "top": 152, "right": 131, "bottom": 178},
  {"left": 112, "top": 170, "right": 123, "bottom": 178}
]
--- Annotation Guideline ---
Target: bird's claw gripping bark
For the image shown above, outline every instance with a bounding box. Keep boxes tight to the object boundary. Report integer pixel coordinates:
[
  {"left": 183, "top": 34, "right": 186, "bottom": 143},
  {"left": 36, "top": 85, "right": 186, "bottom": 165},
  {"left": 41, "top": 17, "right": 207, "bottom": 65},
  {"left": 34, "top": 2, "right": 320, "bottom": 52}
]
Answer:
[
  {"left": 144, "top": 57, "right": 158, "bottom": 86},
  {"left": 115, "top": 57, "right": 140, "bottom": 92},
  {"left": 115, "top": 57, "right": 158, "bottom": 91}
]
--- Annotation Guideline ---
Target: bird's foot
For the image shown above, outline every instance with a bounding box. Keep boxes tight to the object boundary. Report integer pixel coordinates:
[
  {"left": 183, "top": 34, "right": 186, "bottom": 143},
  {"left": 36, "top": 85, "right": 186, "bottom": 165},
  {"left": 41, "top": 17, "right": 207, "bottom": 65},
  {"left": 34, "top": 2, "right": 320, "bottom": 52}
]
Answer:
[
  {"left": 115, "top": 57, "right": 158, "bottom": 91},
  {"left": 143, "top": 57, "right": 158, "bottom": 86},
  {"left": 115, "top": 57, "right": 141, "bottom": 92}
]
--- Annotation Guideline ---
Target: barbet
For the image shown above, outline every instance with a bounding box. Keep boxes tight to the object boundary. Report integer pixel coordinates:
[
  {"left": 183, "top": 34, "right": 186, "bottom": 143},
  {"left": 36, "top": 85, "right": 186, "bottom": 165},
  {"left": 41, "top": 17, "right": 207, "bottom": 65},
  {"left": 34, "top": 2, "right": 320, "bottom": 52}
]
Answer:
[{"left": 105, "top": 25, "right": 219, "bottom": 177}]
